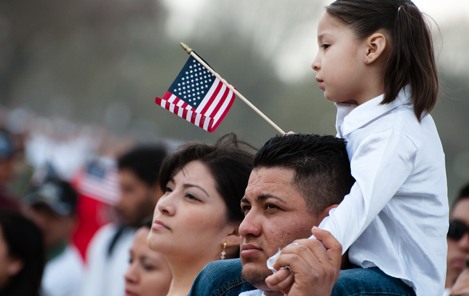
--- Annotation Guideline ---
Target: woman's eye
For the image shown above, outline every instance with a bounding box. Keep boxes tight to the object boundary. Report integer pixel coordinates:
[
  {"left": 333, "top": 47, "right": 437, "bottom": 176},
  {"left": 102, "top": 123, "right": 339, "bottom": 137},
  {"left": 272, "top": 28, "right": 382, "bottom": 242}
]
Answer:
[
  {"left": 164, "top": 186, "right": 173, "bottom": 193},
  {"left": 241, "top": 205, "right": 251, "bottom": 214},
  {"left": 321, "top": 43, "right": 330, "bottom": 50},
  {"left": 185, "top": 193, "right": 201, "bottom": 201}
]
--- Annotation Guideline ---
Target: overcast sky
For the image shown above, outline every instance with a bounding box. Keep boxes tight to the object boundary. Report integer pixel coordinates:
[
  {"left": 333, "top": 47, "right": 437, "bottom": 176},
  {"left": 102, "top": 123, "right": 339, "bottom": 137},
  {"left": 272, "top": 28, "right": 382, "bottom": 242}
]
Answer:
[{"left": 162, "top": 0, "right": 469, "bottom": 82}]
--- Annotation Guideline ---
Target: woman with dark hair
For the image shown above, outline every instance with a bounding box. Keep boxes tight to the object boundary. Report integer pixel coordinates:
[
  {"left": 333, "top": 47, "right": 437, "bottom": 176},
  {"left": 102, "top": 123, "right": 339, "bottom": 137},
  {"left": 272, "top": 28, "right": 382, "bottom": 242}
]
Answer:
[
  {"left": 147, "top": 133, "right": 255, "bottom": 296},
  {"left": 0, "top": 210, "right": 45, "bottom": 296}
]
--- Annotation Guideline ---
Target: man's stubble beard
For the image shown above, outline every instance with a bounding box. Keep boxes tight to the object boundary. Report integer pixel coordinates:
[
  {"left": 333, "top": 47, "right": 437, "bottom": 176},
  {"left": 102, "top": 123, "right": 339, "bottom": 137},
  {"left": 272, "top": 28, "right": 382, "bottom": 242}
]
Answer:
[{"left": 241, "top": 260, "right": 272, "bottom": 289}]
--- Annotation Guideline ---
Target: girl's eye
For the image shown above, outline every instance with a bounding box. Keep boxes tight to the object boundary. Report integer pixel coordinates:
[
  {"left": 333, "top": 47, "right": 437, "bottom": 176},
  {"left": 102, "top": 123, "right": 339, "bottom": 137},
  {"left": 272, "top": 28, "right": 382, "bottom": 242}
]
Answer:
[
  {"left": 164, "top": 186, "right": 173, "bottom": 193},
  {"left": 321, "top": 43, "right": 330, "bottom": 50},
  {"left": 142, "top": 263, "right": 156, "bottom": 271}
]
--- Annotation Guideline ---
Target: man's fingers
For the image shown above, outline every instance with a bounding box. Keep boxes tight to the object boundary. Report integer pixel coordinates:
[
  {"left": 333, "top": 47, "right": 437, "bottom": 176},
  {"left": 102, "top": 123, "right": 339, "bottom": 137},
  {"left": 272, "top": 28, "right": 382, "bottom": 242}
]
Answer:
[
  {"left": 311, "top": 227, "right": 342, "bottom": 269},
  {"left": 265, "top": 268, "right": 293, "bottom": 292}
]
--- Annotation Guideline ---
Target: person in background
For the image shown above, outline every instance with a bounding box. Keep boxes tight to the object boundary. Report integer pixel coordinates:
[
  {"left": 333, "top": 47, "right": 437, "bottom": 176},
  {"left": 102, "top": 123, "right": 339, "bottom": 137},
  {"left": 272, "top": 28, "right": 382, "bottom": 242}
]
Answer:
[
  {"left": 82, "top": 144, "right": 168, "bottom": 296},
  {"left": 25, "top": 178, "right": 84, "bottom": 296},
  {"left": 445, "top": 182, "right": 469, "bottom": 294},
  {"left": 147, "top": 133, "right": 255, "bottom": 296},
  {"left": 0, "top": 210, "right": 45, "bottom": 296},
  {"left": 0, "top": 129, "right": 23, "bottom": 212},
  {"left": 124, "top": 218, "right": 172, "bottom": 296},
  {"left": 450, "top": 257, "right": 469, "bottom": 296},
  {"left": 71, "top": 156, "right": 120, "bottom": 261}
]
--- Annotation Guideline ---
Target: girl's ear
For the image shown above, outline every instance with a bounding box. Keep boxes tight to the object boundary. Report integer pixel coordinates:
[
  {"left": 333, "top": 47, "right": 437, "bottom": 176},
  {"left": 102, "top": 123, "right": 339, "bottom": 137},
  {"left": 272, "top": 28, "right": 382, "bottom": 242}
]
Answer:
[{"left": 364, "top": 32, "right": 387, "bottom": 64}]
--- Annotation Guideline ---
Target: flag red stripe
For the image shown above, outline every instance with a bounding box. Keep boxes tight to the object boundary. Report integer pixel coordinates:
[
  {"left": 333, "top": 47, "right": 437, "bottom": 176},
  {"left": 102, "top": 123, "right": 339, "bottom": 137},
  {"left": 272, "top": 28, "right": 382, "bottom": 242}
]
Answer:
[
  {"left": 208, "top": 91, "right": 235, "bottom": 132},
  {"left": 200, "top": 81, "right": 223, "bottom": 115},
  {"left": 207, "top": 85, "right": 229, "bottom": 119}
]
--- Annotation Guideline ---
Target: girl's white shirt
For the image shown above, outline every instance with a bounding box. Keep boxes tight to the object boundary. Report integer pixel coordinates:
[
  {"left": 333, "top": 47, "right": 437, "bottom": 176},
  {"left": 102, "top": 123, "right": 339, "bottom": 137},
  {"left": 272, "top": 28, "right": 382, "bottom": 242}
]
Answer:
[{"left": 319, "top": 86, "right": 448, "bottom": 295}]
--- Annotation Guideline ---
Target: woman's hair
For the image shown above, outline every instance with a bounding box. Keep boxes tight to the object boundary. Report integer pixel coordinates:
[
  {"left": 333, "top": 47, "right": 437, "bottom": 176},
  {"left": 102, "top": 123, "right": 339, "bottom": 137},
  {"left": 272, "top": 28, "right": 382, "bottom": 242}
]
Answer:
[
  {"left": 158, "top": 133, "right": 255, "bottom": 222},
  {"left": 0, "top": 211, "right": 45, "bottom": 296},
  {"left": 326, "top": 0, "right": 438, "bottom": 120}
]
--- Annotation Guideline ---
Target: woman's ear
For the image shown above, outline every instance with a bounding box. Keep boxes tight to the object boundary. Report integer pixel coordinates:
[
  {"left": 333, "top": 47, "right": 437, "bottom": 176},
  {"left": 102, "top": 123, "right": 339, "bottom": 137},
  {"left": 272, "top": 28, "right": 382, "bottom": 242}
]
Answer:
[
  {"left": 364, "top": 32, "right": 387, "bottom": 64},
  {"left": 225, "top": 228, "right": 241, "bottom": 247},
  {"left": 221, "top": 227, "right": 242, "bottom": 259},
  {"left": 7, "top": 258, "right": 23, "bottom": 276}
]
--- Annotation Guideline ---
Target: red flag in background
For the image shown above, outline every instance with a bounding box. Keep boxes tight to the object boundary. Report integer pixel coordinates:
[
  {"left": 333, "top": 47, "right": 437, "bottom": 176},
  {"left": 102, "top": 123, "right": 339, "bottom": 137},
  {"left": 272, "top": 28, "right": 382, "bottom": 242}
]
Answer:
[{"left": 155, "top": 55, "right": 235, "bottom": 132}]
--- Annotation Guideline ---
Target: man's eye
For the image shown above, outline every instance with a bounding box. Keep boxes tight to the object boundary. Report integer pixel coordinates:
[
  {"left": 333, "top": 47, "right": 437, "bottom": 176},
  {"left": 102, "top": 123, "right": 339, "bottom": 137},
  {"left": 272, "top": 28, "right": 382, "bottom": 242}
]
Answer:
[{"left": 265, "top": 204, "right": 279, "bottom": 211}]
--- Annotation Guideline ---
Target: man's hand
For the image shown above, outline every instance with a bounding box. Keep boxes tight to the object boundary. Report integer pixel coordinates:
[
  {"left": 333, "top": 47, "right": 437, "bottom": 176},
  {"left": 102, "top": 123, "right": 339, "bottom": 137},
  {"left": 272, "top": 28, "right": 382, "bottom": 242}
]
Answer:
[{"left": 264, "top": 227, "right": 342, "bottom": 295}]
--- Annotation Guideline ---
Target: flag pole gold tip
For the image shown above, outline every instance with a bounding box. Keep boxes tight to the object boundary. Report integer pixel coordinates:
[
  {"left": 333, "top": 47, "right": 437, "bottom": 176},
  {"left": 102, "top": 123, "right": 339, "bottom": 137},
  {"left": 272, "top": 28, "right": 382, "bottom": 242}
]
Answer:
[{"left": 179, "top": 42, "right": 193, "bottom": 54}]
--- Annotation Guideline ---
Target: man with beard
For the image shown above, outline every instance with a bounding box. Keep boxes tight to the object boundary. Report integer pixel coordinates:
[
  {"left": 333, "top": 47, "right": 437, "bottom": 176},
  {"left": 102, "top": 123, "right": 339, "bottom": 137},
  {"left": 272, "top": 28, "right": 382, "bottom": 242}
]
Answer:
[{"left": 189, "top": 134, "right": 354, "bottom": 295}]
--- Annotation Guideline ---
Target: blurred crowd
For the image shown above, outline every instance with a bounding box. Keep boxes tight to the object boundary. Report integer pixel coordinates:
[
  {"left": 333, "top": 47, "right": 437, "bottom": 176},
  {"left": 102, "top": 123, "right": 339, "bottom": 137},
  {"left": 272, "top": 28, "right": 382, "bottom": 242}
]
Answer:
[
  {"left": 0, "top": 106, "right": 174, "bottom": 296},
  {"left": 0, "top": 105, "right": 468, "bottom": 296}
]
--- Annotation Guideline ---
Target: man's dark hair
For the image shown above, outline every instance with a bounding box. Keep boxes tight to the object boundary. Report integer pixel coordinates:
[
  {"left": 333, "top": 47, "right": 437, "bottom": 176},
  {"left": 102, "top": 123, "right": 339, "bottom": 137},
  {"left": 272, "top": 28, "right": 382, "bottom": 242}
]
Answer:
[
  {"left": 117, "top": 144, "right": 168, "bottom": 187},
  {"left": 254, "top": 134, "right": 354, "bottom": 215}
]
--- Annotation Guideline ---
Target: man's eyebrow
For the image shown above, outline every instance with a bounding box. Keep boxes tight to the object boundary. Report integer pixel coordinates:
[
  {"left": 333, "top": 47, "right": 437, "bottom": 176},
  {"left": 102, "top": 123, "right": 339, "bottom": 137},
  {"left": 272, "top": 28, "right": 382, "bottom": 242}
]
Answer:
[{"left": 241, "top": 194, "right": 287, "bottom": 204}]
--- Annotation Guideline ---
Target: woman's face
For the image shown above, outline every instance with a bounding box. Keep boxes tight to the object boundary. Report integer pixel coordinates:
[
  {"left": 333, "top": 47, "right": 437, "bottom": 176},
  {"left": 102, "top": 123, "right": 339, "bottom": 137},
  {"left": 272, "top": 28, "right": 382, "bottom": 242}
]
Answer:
[
  {"left": 0, "top": 225, "right": 21, "bottom": 289},
  {"left": 148, "top": 160, "right": 237, "bottom": 261},
  {"left": 124, "top": 228, "right": 172, "bottom": 296}
]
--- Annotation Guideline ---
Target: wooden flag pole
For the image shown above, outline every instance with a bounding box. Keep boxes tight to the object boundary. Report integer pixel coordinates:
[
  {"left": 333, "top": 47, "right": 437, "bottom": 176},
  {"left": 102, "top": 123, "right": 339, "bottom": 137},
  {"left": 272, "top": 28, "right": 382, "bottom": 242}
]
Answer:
[{"left": 179, "top": 42, "right": 285, "bottom": 135}]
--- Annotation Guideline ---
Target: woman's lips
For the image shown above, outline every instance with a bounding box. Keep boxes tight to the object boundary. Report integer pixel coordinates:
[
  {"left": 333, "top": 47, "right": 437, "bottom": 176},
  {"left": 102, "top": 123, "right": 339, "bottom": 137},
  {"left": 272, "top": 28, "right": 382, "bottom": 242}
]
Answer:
[{"left": 152, "top": 219, "right": 170, "bottom": 231}]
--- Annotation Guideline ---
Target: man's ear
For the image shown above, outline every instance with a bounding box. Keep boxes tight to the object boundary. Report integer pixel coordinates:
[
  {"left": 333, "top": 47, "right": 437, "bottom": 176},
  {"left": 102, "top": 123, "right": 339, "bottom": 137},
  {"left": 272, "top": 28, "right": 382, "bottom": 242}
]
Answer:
[
  {"left": 363, "top": 32, "right": 387, "bottom": 64},
  {"left": 319, "top": 204, "right": 339, "bottom": 220}
]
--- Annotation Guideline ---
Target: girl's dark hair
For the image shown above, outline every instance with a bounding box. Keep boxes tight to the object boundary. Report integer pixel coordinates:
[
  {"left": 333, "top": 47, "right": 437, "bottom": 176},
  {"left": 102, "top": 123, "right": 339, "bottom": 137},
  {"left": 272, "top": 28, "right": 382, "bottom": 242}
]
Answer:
[
  {"left": 158, "top": 133, "right": 255, "bottom": 222},
  {"left": 0, "top": 211, "right": 45, "bottom": 296},
  {"left": 326, "top": 0, "right": 438, "bottom": 120}
]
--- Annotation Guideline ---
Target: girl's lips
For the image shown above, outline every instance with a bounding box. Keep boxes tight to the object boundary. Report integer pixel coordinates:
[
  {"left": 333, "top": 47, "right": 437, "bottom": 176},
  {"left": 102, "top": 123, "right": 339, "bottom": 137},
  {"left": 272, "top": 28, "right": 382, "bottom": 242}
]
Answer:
[{"left": 316, "top": 78, "right": 325, "bottom": 90}]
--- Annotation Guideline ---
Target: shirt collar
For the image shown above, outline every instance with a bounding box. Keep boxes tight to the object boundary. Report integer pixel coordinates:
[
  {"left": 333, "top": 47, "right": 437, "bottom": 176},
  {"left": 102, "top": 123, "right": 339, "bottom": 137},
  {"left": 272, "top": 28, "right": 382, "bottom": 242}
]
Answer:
[{"left": 335, "top": 85, "right": 412, "bottom": 137}]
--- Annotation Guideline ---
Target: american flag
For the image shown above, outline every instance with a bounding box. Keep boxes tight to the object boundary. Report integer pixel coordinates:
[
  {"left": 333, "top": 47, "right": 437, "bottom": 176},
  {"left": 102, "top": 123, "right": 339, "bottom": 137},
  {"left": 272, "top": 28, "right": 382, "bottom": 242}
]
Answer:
[{"left": 155, "top": 55, "right": 235, "bottom": 132}]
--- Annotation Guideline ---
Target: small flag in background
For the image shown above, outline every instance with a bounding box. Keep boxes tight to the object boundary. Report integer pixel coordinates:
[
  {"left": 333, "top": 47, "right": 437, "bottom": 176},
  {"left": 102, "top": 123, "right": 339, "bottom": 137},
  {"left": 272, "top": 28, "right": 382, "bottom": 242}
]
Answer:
[{"left": 155, "top": 55, "right": 235, "bottom": 132}]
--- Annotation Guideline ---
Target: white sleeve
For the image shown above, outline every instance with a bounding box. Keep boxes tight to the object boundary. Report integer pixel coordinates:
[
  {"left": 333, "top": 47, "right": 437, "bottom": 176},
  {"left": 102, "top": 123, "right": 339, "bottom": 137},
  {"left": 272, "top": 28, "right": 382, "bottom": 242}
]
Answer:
[{"left": 318, "top": 128, "right": 417, "bottom": 252}]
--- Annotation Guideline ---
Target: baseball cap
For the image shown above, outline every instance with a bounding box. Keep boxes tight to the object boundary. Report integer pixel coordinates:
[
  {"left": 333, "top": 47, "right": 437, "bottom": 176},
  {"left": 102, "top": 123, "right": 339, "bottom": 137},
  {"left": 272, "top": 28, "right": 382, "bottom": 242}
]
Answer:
[{"left": 26, "top": 179, "right": 78, "bottom": 216}]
